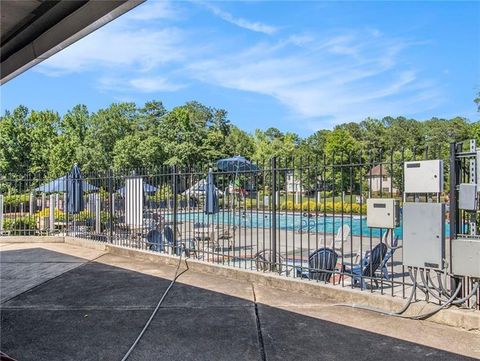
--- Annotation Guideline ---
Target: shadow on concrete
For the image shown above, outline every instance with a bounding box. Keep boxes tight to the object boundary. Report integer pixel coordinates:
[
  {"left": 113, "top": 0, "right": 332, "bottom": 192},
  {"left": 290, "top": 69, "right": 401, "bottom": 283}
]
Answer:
[{"left": 0, "top": 248, "right": 474, "bottom": 361}]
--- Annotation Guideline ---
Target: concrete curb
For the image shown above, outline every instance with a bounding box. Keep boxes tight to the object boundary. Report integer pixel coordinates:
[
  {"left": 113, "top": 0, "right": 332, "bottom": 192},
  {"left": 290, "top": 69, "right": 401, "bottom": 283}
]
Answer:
[
  {"left": 0, "top": 236, "right": 64, "bottom": 243},
  {"left": 64, "top": 237, "right": 107, "bottom": 251}
]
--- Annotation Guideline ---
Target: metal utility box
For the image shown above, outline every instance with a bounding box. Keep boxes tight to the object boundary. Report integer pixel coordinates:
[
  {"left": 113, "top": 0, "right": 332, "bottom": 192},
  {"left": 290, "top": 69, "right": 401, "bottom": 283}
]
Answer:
[
  {"left": 452, "top": 238, "right": 480, "bottom": 278},
  {"left": 366, "top": 199, "right": 400, "bottom": 229},
  {"left": 403, "top": 202, "right": 445, "bottom": 270},
  {"left": 404, "top": 160, "right": 443, "bottom": 193},
  {"left": 459, "top": 183, "right": 477, "bottom": 211}
]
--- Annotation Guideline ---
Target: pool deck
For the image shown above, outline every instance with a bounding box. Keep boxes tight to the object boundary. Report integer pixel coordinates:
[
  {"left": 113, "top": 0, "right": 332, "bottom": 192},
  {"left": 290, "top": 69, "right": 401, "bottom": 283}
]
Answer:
[{"left": 1, "top": 241, "right": 479, "bottom": 361}]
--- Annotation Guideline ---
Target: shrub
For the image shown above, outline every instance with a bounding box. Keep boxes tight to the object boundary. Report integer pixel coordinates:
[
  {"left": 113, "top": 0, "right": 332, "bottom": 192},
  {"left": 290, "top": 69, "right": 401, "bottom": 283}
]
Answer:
[
  {"left": 2, "top": 194, "right": 30, "bottom": 211},
  {"left": 35, "top": 208, "right": 66, "bottom": 221},
  {"left": 276, "top": 199, "right": 366, "bottom": 214},
  {"left": 3, "top": 217, "right": 37, "bottom": 235}
]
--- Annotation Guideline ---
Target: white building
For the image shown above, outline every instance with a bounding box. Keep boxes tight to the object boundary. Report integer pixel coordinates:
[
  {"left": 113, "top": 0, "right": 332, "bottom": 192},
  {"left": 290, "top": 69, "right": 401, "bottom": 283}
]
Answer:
[
  {"left": 365, "top": 165, "right": 399, "bottom": 195},
  {"left": 285, "top": 172, "right": 305, "bottom": 193}
]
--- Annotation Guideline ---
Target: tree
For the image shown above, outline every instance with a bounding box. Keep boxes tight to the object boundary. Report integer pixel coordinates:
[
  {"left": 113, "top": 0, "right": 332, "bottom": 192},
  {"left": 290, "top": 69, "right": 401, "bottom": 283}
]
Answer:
[
  {"left": 80, "top": 102, "right": 138, "bottom": 171},
  {"left": 224, "top": 126, "right": 255, "bottom": 158},
  {"left": 27, "top": 110, "right": 61, "bottom": 175},
  {"left": 112, "top": 134, "right": 166, "bottom": 171},
  {"left": 159, "top": 101, "right": 229, "bottom": 165},
  {"left": 383, "top": 116, "right": 424, "bottom": 150}
]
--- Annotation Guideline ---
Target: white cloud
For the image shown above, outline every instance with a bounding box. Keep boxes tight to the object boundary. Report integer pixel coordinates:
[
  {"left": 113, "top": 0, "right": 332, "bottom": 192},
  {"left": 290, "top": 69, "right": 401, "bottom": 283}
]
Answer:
[
  {"left": 98, "top": 76, "right": 185, "bottom": 93},
  {"left": 37, "top": 25, "right": 184, "bottom": 75},
  {"left": 129, "top": 76, "right": 186, "bottom": 92},
  {"left": 186, "top": 30, "right": 438, "bottom": 127},
  {"left": 33, "top": 1, "right": 440, "bottom": 129},
  {"left": 203, "top": 3, "right": 278, "bottom": 35}
]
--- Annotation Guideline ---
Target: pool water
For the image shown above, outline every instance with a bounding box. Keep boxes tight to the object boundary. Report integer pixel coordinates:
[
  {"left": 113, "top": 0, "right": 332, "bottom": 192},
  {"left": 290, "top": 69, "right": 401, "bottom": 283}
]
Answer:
[{"left": 173, "top": 211, "right": 451, "bottom": 239}]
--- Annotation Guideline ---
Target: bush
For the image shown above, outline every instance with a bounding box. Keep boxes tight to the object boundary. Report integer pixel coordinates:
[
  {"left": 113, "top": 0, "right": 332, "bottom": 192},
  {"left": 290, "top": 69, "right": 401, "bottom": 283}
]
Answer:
[
  {"left": 3, "top": 217, "right": 37, "bottom": 235},
  {"left": 35, "top": 208, "right": 66, "bottom": 221},
  {"left": 2, "top": 194, "right": 30, "bottom": 211},
  {"left": 277, "top": 199, "right": 366, "bottom": 214}
]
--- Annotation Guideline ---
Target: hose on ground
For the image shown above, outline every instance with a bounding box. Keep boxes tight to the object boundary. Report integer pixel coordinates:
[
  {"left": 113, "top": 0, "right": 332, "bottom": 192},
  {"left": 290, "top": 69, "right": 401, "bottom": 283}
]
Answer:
[{"left": 120, "top": 247, "right": 187, "bottom": 361}]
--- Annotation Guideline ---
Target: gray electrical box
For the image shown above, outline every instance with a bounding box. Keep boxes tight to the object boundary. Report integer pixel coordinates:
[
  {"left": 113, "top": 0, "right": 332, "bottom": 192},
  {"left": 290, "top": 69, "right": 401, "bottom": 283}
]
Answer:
[
  {"left": 404, "top": 160, "right": 443, "bottom": 193},
  {"left": 366, "top": 198, "right": 400, "bottom": 229},
  {"left": 403, "top": 202, "right": 445, "bottom": 270},
  {"left": 459, "top": 183, "right": 477, "bottom": 211},
  {"left": 452, "top": 238, "right": 480, "bottom": 278}
]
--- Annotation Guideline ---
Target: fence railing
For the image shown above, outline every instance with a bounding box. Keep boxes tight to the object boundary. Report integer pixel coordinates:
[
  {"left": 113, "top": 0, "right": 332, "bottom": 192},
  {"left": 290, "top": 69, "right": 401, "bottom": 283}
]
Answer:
[{"left": 1, "top": 144, "right": 478, "bottom": 310}]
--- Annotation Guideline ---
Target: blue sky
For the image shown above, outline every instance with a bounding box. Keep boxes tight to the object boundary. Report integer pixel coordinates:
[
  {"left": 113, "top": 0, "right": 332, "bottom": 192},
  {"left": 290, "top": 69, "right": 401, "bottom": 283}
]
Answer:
[{"left": 1, "top": 1, "right": 479, "bottom": 136}]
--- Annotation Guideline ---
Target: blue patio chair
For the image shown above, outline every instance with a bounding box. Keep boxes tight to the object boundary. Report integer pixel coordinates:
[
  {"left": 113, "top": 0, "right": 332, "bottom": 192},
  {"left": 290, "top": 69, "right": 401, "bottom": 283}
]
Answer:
[
  {"left": 163, "top": 225, "right": 184, "bottom": 255},
  {"left": 296, "top": 248, "right": 339, "bottom": 282},
  {"left": 379, "top": 234, "right": 400, "bottom": 279},
  {"left": 146, "top": 229, "right": 163, "bottom": 252},
  {"left": 343, "top": 242, "right": 387, "bottom": 288},
  {"left": 361, "top": 231, "right": 400, "bottom": 280}
]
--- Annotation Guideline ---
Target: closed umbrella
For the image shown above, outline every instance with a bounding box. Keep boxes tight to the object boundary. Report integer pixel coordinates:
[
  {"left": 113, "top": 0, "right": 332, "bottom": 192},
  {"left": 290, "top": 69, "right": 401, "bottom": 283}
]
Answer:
[
  {"left": 67, "top": 164, "right": 84, "bottom": 214},
  {"left": 204, "top": 168, "right": 218, "bottom": 215}
]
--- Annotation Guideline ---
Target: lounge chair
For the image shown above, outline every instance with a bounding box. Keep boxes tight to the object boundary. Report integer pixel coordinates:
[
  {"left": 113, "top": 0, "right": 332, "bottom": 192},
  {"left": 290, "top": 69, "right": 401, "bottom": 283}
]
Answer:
[
  {"left": 212, "top": 225, "right": 236, "bottom": 250},
  {"left": 194, "top": 224, "right": 236, "bottom": 251},
  {"left": 328, "top": 224, "right": 351, "bottom": 249},
  {"left": 296, "top": 247, "right": 339, "bottom": 282},
  {"left": 342, "top": 242, "right": 388, "bottom": 288}
]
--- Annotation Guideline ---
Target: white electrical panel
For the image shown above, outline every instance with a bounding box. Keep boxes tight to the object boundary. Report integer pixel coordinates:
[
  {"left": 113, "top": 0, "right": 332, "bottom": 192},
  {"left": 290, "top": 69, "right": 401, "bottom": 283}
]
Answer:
[
  {"left": 459, "top": 183, "right": 477, "bottom": 211},
  {"left": 366, "top": 199, "right": 400, "bottom": 229},
  {"left": 452, "top": 238, "right": 480, "bottom": 278},
  {"left": 402, "top": 202, "right": 445, "bottom": 270},
  {"left": 404, "top": 160, "right": 443, "bottom": 193}
]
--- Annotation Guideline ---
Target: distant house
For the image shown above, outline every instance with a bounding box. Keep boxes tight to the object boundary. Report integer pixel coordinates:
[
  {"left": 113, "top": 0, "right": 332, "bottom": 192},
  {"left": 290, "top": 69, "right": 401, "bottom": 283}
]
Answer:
[
  {"left": 365, "top": 165, "right": 399, "bottom": 195},
  {"left": 285, "top": 172, "right": 305, "bottom": 193}
]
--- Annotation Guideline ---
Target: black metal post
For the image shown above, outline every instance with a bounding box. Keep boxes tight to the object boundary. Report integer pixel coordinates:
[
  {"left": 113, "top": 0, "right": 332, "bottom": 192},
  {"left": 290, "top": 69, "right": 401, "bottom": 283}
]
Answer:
[
  {"left": 172, "top": 165, "right": 178, "bottom": 254},
  {"left": 449, "top": 142, "right": 458, "bottom": 251},
  {"left": 449, "top": 142, "right": 461, "bottom": 295},
  {"left": 65, "top": 173, "right": 69, "bottom": 236},
  {"left": 271, "top": 157, "right": 277, "bottom": 271},
  {"left": 108, "top": 168, "right": 114, "bottom": 243}
]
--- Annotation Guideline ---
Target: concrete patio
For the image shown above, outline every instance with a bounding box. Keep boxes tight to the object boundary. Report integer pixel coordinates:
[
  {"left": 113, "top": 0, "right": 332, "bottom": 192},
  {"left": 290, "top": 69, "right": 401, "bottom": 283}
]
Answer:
[{"left": 1, "top": 242, "right": 479, "bottom": 361}]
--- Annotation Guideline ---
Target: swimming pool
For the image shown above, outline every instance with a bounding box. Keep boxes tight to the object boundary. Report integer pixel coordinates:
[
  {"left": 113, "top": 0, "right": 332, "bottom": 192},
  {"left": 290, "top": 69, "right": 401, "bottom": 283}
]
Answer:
[{"left": 173, "top": 211, "right": 451, "bottom": 238}]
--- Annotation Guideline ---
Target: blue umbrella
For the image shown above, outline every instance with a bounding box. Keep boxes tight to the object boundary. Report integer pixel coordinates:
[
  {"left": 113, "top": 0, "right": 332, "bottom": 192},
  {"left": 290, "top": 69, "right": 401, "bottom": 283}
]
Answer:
[
  {"left": 204, "top": 168, "right": 218, "bottom": 214},
  {"left": 67, "top": 164, "right": 84, "bottom": 214},
  {"left": 116, "top": 182, "right": 157, "bottom": 196},
  {"left": 216, "top": 156, "right": 259, "bottom": 173},
  {"left": 34, "top": 176, "right": 98, "bottom": 193}
]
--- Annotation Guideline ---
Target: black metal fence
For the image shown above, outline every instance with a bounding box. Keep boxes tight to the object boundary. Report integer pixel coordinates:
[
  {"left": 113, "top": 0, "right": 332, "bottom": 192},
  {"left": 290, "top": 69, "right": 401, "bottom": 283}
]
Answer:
[{"left": 1, "top": 143, "right": 478, "bottom": 309}]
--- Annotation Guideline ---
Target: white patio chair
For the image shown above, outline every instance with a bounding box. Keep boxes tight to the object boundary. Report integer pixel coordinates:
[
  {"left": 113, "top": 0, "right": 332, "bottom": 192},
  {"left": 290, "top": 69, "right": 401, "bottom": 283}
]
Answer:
[{"left": 328, "top": 224, "right": 351, "bottom": 249}]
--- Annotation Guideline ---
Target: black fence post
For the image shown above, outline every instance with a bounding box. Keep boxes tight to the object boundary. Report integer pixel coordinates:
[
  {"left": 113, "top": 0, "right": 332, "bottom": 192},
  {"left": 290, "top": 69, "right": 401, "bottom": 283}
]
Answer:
[
  {"left": 271, "top": 157, "right": 277, "bottom": 271},
  {"left": 172, "top": 165, "right": 178, "bottom": 254},
  {"left": 65, "top": 173, "right": 69, "bottom": 236},
  {"left": 108, "top": 168, "right": 114, "bottom": 243},
  {"left": 449, "top": 142, "right": 458, "bottom": 256},
  {"left": 449, "top": 141, "right": 461, "bottom": 295}
]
